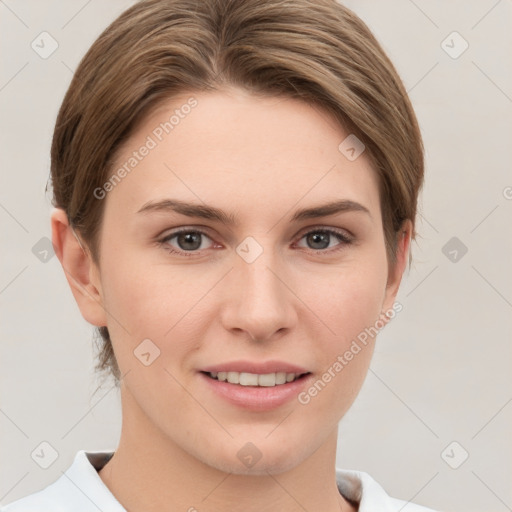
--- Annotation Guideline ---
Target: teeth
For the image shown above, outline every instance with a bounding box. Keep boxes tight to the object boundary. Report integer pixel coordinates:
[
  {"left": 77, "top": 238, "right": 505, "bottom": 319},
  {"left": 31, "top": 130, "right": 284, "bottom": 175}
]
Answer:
[
  {"left": 227, "top": 371, "right": 239, "bottom": 384},
  {"left": 209, "top": 371, "right": 302, "bottom": 386},
  {"left": 239, "top": 372, "right": 259, "bottom": 386},
  {"left": 258, "top": 373, "right": 275, "bottom": 386},
  {"left": 275, "top": 372, "right": 287, "bottom": 385}
]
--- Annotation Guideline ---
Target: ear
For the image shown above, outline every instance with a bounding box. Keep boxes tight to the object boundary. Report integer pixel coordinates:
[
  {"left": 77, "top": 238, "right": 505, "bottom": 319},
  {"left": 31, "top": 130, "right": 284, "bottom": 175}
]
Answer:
[
  {"left": 380, "top": 219, "right": 412, "bottom": 321},
  {"left": 51, "top": 208, "right": 107, "bottom": 327}
]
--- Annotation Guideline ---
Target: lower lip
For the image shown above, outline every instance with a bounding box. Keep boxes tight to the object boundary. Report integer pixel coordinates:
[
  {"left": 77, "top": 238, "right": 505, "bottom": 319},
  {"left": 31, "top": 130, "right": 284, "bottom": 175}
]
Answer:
[{"left": 199, "top": 372, "right": 312, "bottom": 411}]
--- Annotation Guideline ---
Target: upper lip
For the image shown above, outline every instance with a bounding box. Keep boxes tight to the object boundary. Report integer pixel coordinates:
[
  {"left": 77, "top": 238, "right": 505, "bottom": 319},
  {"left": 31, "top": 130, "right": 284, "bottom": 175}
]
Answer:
[{"left": 200, "top": 360, "right": 310, "bottom": 375}]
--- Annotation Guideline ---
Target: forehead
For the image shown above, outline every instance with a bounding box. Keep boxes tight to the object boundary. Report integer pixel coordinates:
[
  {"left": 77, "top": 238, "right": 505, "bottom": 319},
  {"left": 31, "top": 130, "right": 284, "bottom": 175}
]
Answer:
[{"left": 104, "top": 89, "right": 381, "bottom": 224}]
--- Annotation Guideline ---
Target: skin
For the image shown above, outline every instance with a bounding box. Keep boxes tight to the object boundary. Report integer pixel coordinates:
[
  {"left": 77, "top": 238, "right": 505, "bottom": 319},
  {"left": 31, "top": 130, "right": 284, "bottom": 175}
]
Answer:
[{"left": 51, "top": 87, "right": 411, "bottom": 512}]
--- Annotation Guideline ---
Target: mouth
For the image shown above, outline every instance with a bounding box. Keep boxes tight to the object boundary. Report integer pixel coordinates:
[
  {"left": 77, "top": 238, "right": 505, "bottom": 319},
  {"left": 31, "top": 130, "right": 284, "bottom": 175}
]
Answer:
[
  {"left": 201, "top": 370, "right": 310, "bottom": 387},
  {"left": 198, "top": 361, "right": 313, "bottom": 410}
]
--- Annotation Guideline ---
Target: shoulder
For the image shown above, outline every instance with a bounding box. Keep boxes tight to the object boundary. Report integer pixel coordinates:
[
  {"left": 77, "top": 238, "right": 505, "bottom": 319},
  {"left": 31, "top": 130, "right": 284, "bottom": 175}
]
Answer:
[
  {"left": 336, "top": 468, "right": 440, "bottom": 512},
  {"left": 0, "top": 450, "right": 122, "bottom": 512},
  {"left": 0, "top": 473, "right": 78, "bottom": 512}
]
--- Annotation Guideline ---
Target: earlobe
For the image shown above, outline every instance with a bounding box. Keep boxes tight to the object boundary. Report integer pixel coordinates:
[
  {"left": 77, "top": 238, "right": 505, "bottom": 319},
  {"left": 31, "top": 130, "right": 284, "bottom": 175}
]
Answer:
[{"left": 50, "top": 208, "right": 108, "bottom": 327}]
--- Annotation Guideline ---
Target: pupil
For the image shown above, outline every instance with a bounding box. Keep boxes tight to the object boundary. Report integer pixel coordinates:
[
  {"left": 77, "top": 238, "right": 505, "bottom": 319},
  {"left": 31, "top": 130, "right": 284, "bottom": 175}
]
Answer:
[
  {"left": 179, "top": 232, "right": 201, "bottom": 250},
  {"left": 309, "top": 232, "right": 329, "bottom": 249}
]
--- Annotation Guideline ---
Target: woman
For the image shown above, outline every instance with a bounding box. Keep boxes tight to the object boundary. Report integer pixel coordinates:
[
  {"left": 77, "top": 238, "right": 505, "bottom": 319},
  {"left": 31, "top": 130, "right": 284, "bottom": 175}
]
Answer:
[{"left": 1, "top": 0, "right": 438, "bottom": 510}]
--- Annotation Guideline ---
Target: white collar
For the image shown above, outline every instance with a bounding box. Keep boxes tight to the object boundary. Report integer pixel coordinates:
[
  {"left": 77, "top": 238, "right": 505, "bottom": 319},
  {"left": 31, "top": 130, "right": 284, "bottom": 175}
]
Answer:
[{"left": 1, "top": 450, "right": 436, "bottom": 511}]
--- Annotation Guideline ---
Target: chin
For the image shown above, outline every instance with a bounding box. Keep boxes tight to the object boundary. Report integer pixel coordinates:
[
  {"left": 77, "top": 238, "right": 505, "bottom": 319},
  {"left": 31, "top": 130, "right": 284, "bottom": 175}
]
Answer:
[
  {"left": 195, "top": 435, "right": 309, "bottom": 476},
  {"left": 206, "top": 453, "right": 303, "bottom": 477}
]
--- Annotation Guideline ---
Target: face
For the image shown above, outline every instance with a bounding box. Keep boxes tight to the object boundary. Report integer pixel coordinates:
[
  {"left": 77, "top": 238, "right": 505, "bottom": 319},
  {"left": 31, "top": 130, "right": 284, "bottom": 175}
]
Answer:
[{"left": 69, "top": 88, "right": 408, "bottom": 475}]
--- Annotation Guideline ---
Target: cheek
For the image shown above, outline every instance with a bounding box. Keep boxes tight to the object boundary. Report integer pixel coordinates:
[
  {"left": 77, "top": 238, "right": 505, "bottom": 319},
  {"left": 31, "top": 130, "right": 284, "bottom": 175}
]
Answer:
[
  {"left": 306, "top": 257, "right": 388, "bottom": 344},
  {"left": 296, "top": 257, "right": 388, "bottom": 407},
  {"left": 99, "top": 252, "right": 211, "bottom": 369},
  {"left": 100, "top": 248, "right": 177, "bottom": 327}
]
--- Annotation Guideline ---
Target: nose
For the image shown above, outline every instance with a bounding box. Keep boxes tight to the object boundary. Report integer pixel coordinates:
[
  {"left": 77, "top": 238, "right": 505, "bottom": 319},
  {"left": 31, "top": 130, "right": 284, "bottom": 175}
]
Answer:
[{"left": 220, "top": 242, "right": 297, "bottom": 342}]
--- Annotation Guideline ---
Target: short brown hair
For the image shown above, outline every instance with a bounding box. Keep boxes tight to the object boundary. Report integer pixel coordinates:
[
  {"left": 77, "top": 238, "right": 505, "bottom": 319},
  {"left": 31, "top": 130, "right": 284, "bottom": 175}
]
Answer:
[{"left": 50, "top": 0, "right": 424, "bottom": 385}]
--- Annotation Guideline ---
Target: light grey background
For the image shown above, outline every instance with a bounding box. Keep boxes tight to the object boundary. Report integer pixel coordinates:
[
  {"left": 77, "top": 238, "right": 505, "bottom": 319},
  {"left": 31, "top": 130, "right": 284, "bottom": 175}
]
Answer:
[{"left": 1, "top": 1, "right": 511, "bottom": 511}]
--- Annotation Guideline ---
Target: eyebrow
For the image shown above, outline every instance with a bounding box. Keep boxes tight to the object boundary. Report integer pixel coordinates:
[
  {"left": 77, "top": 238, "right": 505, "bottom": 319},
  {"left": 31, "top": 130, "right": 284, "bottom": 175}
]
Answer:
[{"left": 136, "top": 198, "right": 371, "bottom": 225}]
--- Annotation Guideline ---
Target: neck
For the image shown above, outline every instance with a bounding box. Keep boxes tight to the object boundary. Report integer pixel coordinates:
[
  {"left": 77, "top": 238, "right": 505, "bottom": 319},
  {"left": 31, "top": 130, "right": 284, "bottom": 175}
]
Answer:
[{"left": 98, "top": 386, "right": 357, "bottom": 512}]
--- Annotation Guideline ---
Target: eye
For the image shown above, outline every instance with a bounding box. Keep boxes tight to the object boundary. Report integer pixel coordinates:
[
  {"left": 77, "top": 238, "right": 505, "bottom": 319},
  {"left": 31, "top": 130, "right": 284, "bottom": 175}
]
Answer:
[
  {"left": 158, "top": 227, "right": 353, "bottom": 257},
  {"left": 295, "top": 228, "right": 353, "bottom": 253},
  {"left": 159, "top": 228, "right": 215, "bottom": 256}
]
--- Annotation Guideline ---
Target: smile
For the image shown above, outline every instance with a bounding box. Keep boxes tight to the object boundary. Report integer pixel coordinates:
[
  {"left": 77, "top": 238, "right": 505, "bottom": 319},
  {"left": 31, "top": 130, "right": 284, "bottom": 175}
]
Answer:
[{"left": 205, "top": 371, "right": 308, "bottom": 387}]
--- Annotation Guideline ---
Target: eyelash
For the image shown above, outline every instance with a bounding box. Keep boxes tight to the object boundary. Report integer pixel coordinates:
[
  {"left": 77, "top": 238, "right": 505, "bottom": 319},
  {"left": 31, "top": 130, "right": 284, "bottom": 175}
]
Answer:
[{"left": 157, "top": 227, "right": 353, "bottom": 257}]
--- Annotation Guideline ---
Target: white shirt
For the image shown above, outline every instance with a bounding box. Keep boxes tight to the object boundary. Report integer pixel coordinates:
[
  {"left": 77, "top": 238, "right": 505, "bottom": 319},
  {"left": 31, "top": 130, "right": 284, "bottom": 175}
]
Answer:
[{"left": 0, "top": 450, "right": 438, "bottom": 511}]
